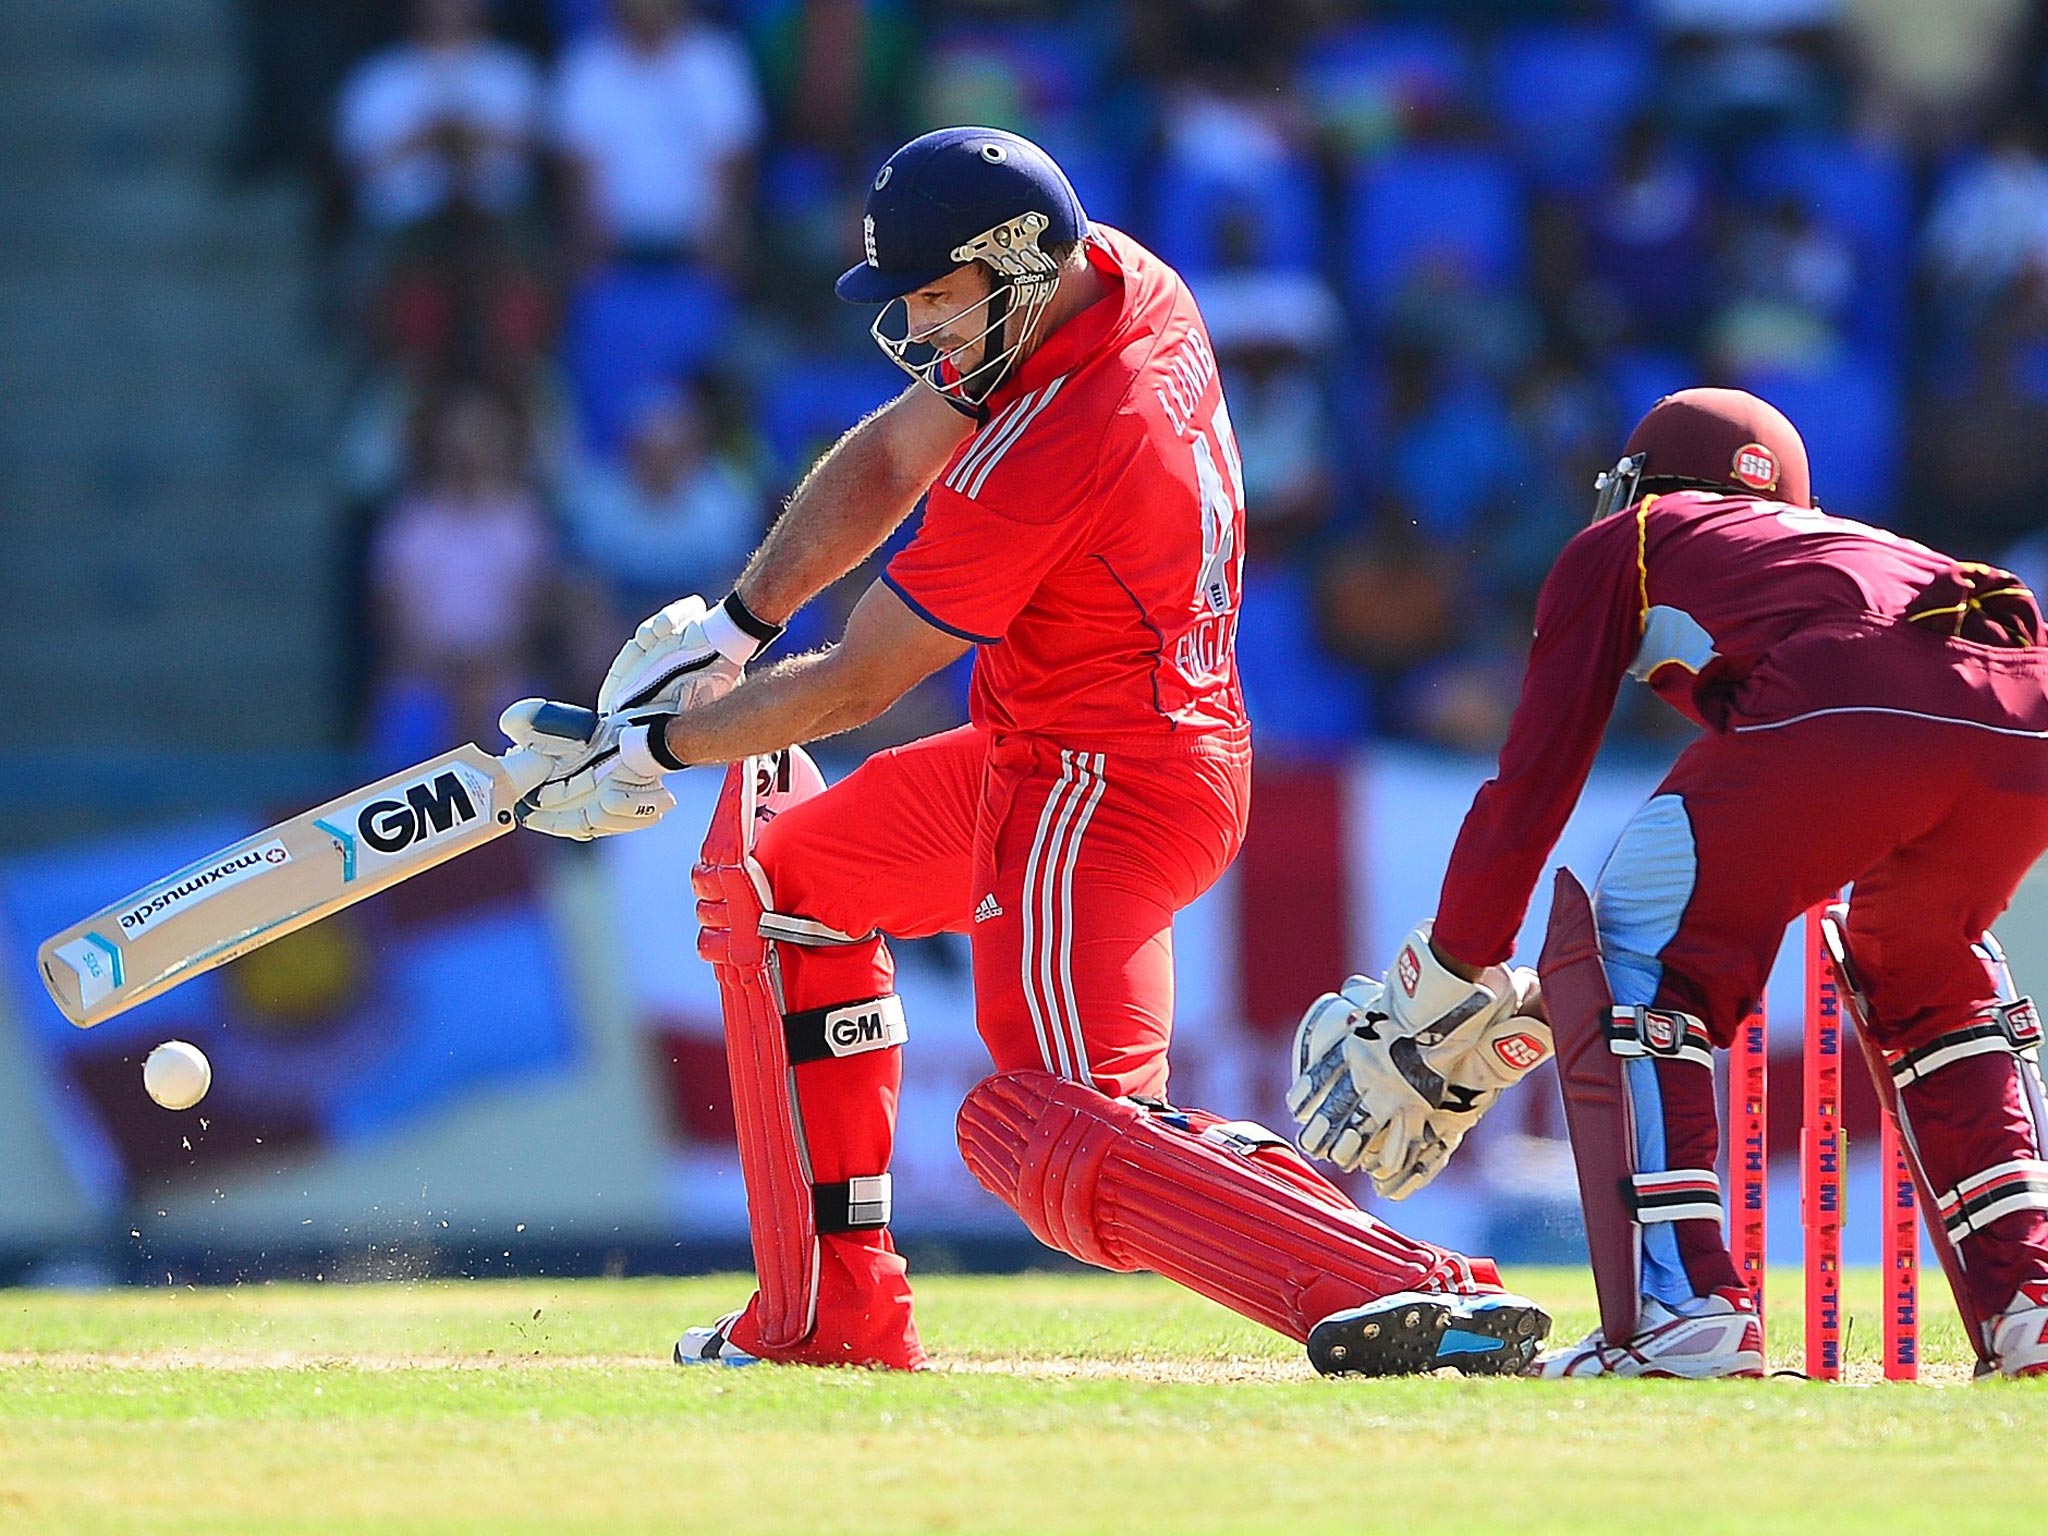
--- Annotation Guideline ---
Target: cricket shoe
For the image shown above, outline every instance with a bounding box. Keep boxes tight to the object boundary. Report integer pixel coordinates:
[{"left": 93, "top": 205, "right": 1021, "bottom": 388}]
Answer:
[
  {"left": 673, "top": 1311, "right": 760, "bottom": 1368},
  {"left": 1988, "top": 1280, "right": 2048, "bottom": 1378},
  {"left": 1532, "top": 1287, "right": 1764, "bottom": 1379},
  {"left": 1308, "top": 1291, "right": 1551, "bottom": 1377}
]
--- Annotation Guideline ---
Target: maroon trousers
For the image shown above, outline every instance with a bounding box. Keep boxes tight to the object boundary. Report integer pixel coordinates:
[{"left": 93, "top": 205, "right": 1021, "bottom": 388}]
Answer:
[{"left": 1598, "top": 687, "right": 2048, "bottom": 1319}]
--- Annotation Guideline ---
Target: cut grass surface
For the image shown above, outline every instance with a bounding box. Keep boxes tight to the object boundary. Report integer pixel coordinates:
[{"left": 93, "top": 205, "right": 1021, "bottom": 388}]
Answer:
[{"left": 0, "top": 1267, "right": 2040, "bottom": 1535}]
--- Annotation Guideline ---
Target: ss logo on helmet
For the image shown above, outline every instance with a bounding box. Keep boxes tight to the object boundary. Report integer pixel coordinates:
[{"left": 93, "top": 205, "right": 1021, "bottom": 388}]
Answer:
[
  {"left": 1731, "top": 442, "right": 1779, "bottom": 491},
  {"left": 863, "top": 214, "right": 879, "bottom": 268}
]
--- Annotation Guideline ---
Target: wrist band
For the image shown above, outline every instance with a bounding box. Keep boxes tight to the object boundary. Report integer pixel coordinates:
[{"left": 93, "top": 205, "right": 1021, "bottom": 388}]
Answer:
[
  {"left": 619, "top": 716, "right": 687, "bottom": 778},
  {"left": 699, "top": 590, "right": 785, "bottom": 666},
  {"left": 722, "top": 590, "right": 784, "bottom": 647},
  {"left": 645, "top": 716, "right": 689, "bottom": 771}
]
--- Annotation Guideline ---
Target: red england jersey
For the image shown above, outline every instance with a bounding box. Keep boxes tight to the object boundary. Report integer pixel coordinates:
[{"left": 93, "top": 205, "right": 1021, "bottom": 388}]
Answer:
[
  {"left": 883, "top": 226, "right": 1250, "bottom": 757},
  {"left": 1435, "top": 491, "right": 2048, "bottom": 966}
]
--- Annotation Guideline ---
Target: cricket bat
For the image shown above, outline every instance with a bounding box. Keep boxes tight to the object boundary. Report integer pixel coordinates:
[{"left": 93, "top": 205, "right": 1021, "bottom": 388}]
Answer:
[{"left": 37, "top": 704, "right": 597, "bottom": 1029}]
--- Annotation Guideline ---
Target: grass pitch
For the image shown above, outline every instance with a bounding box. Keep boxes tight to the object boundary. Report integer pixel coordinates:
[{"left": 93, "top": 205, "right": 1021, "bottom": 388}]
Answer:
[{"left": 2, "top": 1267, "right": 2043, "bottom": 1535}]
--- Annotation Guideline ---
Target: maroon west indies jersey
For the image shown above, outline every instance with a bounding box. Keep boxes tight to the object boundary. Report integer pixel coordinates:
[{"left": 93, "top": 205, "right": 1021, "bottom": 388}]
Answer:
[{"left": 1434, "top": 491, "right": 2048, "bottom": 966}]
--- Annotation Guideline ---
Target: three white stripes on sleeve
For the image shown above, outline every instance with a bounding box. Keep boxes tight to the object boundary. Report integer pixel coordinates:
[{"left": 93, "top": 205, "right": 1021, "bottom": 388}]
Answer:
[{"left": 943, "top": 377, "right": 1067, "bottom": 500}]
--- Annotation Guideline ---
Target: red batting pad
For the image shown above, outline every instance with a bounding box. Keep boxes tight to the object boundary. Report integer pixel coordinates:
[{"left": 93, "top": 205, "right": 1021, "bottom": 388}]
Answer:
[
  {"left": 957, "top": 1070, "right": 1475, "bottom": 1341},
  {"left": 694, "top": 759, "right": 819, "bottom": 1352}
]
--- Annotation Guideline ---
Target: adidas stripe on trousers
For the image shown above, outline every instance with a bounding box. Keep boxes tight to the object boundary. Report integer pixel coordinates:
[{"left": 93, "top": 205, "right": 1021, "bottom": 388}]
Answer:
[
  {"left": 717, "top": 724, "right": 1249, "bottom": 1363},
  {"left": 756, "top": 723, "right": 1252, "bottom": 1101}
]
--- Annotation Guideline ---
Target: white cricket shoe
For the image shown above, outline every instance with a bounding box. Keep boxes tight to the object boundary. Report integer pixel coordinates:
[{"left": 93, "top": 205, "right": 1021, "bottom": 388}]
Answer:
[
  {"left": 673, "top": 1311, "right": 760, "bottom": 1368},
  {"left": 1532, "top": 1287, "right": 1764, "bottom": 1379},
  {"left": 1989, "top": 1280, "right": 2048, "bottom": 1378}
]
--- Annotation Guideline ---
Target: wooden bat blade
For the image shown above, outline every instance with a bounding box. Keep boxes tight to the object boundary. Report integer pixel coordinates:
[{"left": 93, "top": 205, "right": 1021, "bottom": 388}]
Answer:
[{"left": 38, "top": 744, "right": 529, "bottom": 1028}]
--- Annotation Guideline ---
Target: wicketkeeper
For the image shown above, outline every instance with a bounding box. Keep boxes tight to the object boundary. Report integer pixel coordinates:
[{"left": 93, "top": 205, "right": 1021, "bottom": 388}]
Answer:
[
  {"left": 1288, "top": 388, "right": 2048, "bottom": 1377},
  {"left": 502, "top": 127, "right": 1550, "bottom": 1373}
]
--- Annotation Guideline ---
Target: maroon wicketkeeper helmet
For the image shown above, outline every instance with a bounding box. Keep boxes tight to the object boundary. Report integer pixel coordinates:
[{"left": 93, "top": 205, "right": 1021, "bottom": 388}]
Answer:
[{"left": 1591, "top": 387, "right": 1812, "bottom": 522}]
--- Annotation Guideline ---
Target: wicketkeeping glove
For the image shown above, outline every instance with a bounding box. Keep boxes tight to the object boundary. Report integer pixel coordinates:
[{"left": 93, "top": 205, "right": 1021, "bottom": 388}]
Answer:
[
  {"left": 1286, "top": 936, "right": 1552, "bottom": 1198},
  {"left": 1359, "top": 997, "right": 1554, "bottom": 1200}
]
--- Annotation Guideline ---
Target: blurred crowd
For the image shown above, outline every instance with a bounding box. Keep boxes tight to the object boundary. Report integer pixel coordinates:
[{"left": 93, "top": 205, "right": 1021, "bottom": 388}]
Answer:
[{"left": 231, "top": 0, "right": 2048, "bottom": 762}]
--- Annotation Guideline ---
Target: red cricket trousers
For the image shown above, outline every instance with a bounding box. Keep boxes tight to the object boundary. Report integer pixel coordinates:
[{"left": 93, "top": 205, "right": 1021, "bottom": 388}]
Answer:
[{"left": 723, "top": 724, "right": 1250, "bottom": 1365}]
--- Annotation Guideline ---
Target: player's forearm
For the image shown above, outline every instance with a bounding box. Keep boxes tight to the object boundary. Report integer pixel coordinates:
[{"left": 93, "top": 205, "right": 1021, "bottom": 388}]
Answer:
[
  {"left": 657, "top": 648, "right": 894, "bottom": 766},
  {"left": 1435, "top": 666, "right": 1623, "bottom": 968},
  {"left": 1428, "top": 939, "right": 1484, "bottom": 983},
  {"left": 1433, "top": 532, "right": 1645, "bottom": 970},
  {"left": 734, "top": 419, "right": 929, "bottom": 626},
  {"left": 731, "top": 388, "right": 973, "bottom": 626},
  {"left": 1434, "top": 658, "right": 1628, "bottom": 969}
]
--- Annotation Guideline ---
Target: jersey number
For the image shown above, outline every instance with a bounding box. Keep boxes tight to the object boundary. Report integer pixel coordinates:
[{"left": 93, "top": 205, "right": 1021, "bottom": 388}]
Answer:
[
  {"left": 1775, "top": 506, "right": 1911, "bottom": 548},
  {"left": 1190, "top": 397, "right": 1245, "bottom": 617},
  {"left": 1175, "top": 397, "right": 1244, "bottom": 688}
]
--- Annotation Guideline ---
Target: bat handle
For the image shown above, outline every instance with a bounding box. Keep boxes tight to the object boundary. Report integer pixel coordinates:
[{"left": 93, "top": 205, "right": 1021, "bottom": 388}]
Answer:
[
  {"left": 528, "top": 703, "right": 599, "bottom": 743},
  {"left": 499, "top": 703, "right": 600, "bottom": 802}
]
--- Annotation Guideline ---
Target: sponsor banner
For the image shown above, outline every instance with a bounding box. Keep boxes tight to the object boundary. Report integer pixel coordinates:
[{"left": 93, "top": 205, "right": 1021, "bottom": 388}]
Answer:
[
  {"left": 9, "top": 743, "right": 2034, "bottom": 1254},
  {"left": 118, "top": 839, "right": 292, "bottom": 939},
  {"left": 612, "top": 749, "right": 1702, "bottom": 1240}
]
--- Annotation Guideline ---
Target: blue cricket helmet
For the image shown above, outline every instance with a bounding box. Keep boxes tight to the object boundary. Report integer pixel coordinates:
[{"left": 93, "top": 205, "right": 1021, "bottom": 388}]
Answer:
[
  {"left": 836, "top": 126, "right": 1088, "bottom": 304},
  {"left": 837, "top": 126, "right": 1089, "bottom": 407}
]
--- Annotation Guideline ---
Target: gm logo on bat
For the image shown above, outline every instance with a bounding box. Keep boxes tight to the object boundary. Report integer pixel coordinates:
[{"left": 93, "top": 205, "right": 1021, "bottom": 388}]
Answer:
[{"left": 356, "top": 770, "right": 481, "bottom": 855}]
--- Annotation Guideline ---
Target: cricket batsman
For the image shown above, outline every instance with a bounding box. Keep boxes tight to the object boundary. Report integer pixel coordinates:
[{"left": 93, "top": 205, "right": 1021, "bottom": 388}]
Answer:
[
  {"left": 498, "top": 126, "right": 1549, "bottom": 1373},
  {"left": 1287, "top": 386, "right": 2048, "bottom": 1377}
]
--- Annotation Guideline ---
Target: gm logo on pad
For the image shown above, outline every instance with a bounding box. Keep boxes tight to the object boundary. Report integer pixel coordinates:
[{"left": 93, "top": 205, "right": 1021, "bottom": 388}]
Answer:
[{"left": 824, "top": 996, "right": 907, "bottom": 1056}]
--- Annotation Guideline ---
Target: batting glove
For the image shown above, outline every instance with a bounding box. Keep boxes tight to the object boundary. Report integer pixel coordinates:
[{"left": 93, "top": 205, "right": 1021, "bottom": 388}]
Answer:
[
  {"left": 502, "top": 698, "right": 679, "bottom": 841},
  {"left": 599, "top": 592, "right": 783, "bottom": 719}
]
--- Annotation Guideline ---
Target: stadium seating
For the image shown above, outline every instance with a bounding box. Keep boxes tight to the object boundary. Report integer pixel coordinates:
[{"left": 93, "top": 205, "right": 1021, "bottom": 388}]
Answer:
[
  {"left": 1236, "top": 564, "right": 1372, "bottom": 752},
  {"left": 1346, "top": 148, "right": 1526, "bottom": 321},
  {"left": 758, "top": 354, "right": 906, "bottom": 484},
  {"left": 1738, "top": 357, "right": 1903, "bottom": 523},
  {"left": 563, "top": 266, "right": 737, "bottom": 455},
  {"left": 1738, "top": 134, "right": 1913, "bottom": 360},
  {"left": 1149, "top": 152, "right": 1326, "bottom": 276},
  {"left": 1033, "top": 128, "right": 1136, "bottom": 232},
  {"left": 1605, "top": 348, "right": 1695, "bottom": 424},
  {"left": 1298, "top": 21, "right": 1470, "bottom": 154},
  {"left": 1489, "top": 27, "right": 1652, "bottom": 190}
]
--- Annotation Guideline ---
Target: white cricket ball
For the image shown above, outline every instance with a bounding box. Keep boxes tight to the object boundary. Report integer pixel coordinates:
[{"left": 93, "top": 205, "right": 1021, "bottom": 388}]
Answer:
[{"left": 143, "top": 1040, "right": 212, "bottom": 1111}]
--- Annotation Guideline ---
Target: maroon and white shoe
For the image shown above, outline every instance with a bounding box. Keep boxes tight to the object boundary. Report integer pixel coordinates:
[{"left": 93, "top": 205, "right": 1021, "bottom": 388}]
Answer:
[
  {"left": 1989, "top": 1280, "right": 2048, "bottom": 1378},
  {"left": 1532, "top": 1287, "right": 1765, "bottom": 1379}
]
